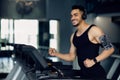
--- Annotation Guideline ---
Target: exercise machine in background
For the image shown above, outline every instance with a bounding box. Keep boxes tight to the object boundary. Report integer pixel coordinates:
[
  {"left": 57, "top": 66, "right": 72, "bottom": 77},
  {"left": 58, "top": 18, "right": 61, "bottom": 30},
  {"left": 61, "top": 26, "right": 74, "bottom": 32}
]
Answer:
[{"left": 5, "top": 44, "right": 67, "bottom": 80}]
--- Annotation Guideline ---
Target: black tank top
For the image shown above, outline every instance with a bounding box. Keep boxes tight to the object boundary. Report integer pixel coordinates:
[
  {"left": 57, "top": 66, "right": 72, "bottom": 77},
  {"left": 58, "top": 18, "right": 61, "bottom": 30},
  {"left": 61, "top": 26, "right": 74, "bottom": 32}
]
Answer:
[
  {"left": 73, "top": 24, "right": 100, "bottom": 69},
  {"left": 73, "top": 25, "right": 106, "bottom": 78}
]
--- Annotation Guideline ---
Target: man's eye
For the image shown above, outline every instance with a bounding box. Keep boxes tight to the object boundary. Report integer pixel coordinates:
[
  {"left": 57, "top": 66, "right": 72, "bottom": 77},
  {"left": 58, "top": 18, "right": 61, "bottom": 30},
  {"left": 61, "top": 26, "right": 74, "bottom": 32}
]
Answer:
[{"left": 74, "top": 14, "right": 78, "bottom": 16}]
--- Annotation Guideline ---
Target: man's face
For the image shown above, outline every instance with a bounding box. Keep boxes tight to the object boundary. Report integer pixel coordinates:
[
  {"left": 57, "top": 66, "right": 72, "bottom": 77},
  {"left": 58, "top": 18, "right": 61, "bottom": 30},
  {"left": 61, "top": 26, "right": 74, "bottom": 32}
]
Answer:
[{"left": 71, "top": 9, "right": 83, "bottom": 27}]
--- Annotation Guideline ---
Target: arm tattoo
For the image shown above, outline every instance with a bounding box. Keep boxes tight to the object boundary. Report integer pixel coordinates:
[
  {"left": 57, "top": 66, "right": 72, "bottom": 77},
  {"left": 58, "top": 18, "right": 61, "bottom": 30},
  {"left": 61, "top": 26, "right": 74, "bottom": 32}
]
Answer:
[{"left": 99, "top": 35, "right": 113, "bottom": 50}]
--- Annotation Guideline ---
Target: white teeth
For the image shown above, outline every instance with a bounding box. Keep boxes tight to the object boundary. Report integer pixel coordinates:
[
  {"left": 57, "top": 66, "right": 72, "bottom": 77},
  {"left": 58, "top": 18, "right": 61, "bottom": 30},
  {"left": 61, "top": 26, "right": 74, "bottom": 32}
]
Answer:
[
  {"left": 72, "top": 20, "right": 77, "bottom": 24},
  {"left": 72, "top": 19, "right": 77, "bottom": 22}
]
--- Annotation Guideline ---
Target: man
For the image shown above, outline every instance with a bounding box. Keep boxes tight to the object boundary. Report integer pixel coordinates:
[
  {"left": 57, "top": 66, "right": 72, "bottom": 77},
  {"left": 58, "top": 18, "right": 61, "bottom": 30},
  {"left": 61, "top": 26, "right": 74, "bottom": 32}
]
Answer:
[{"left": 49, "top": 5, "right": 114, "bottom": 79}]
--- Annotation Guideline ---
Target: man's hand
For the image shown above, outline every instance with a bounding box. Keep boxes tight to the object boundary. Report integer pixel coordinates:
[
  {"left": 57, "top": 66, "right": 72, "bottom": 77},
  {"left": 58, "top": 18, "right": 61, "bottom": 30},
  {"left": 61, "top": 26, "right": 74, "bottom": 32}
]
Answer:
[
  {"left": 83, "top": 58, "right": 95, "bottom": 68},
  {"left": 49, "top": 48, "right": 57, "bottom": 56}
]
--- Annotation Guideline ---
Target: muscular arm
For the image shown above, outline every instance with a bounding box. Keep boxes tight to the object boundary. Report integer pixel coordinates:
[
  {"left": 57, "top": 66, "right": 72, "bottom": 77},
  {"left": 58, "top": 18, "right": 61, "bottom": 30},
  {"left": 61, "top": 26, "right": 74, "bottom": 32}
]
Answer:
[
  {"left": 93, "top": 27, "right": 114, "bottom": 63},
  {"left": 84, "top": 26, "right": 114, "bottom": 68},
  {"left": 49, "top": 34, "right": 76, "bottom": 61}
]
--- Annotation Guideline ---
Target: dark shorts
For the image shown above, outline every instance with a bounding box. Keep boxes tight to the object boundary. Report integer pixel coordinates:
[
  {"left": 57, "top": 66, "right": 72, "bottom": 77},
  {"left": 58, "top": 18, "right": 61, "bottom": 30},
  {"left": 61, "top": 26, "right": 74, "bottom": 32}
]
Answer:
[{"left": 79, "top": 63, "right": 106, "bottom": 79}]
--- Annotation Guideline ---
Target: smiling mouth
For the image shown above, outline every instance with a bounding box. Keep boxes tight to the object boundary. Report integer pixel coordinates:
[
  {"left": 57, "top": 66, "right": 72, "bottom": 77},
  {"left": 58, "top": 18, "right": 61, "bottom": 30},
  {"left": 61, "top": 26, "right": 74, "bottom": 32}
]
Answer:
[{"left": 72, "top": 20, "right": 77, "bottom": 24}]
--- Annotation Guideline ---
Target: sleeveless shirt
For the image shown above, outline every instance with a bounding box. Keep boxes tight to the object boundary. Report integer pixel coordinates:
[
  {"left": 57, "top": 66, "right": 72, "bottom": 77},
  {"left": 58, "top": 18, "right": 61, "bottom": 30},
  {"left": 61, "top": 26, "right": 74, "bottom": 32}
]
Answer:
[
  {"left": 73, "top": 24, "right": 100, "bottom": 69},
  {"left": 73, "top": 24, "right": 106, "bottom": 78}
]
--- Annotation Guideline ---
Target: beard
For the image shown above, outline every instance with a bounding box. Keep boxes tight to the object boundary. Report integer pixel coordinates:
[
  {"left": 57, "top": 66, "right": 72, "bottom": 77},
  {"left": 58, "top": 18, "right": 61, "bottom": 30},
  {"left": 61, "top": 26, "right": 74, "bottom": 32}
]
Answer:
[
  {"left": 72, "top": 21, "right": 80, "bottom": 27},
  {"left": 72, "top": 19, "right": 82, "bottom": 27}
]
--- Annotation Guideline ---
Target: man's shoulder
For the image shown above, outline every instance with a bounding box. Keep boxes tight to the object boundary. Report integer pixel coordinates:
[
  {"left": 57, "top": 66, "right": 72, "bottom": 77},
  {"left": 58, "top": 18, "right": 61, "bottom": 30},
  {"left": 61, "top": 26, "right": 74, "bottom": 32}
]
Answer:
[
  {"left": 90, "top": 25, "right": 102, "bottom": 32},
  {"left": 89, "top": 25, "right": 104, "bottom": 36}
]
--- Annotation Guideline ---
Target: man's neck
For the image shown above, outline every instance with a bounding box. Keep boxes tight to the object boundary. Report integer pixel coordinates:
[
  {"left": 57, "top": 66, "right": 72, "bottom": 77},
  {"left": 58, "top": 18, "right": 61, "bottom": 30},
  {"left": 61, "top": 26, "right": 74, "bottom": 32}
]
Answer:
[{"left": 77, "top": 21, "right": 89, "bottom": 33}]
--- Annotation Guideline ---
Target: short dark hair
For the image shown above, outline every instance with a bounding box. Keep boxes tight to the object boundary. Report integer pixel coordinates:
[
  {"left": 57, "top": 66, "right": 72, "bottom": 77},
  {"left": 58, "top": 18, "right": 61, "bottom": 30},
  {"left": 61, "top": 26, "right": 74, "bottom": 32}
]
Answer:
[
  {"left": 72, "top": 5, "right": 87, "bottom": 19},
  {"left": 72, "top": 5, "right": 85, "bottom": 12}
]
